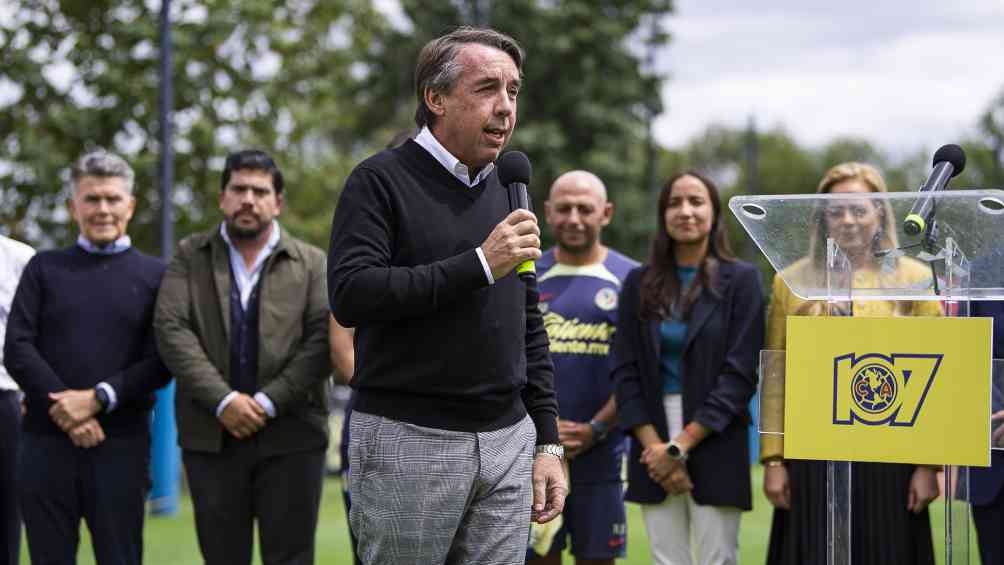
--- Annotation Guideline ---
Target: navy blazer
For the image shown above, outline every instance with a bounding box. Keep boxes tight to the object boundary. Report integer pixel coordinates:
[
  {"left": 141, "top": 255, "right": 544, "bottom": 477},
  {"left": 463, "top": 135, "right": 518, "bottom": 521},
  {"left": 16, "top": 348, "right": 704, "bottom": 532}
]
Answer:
[
  {"left": 969, "top": 300, "right": 1004, "bottom": 507},
  {"left": 612, "top": 260, "right": 765, "bottom": 509}
]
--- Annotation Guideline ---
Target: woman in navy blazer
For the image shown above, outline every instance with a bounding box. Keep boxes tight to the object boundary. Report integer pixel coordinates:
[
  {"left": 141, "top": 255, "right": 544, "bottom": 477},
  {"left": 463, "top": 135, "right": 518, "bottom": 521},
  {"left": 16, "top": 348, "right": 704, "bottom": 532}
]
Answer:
[{"left": 612, "top": 171, "right": 764, "bottom": 564}]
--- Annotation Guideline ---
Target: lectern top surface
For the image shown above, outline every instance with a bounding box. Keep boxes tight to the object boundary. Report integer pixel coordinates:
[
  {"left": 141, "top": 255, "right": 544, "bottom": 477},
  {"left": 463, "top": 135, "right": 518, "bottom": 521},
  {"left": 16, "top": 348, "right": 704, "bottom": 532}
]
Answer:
[{"left": 730, "top": 190, "right": 1004, "bottom": 300}]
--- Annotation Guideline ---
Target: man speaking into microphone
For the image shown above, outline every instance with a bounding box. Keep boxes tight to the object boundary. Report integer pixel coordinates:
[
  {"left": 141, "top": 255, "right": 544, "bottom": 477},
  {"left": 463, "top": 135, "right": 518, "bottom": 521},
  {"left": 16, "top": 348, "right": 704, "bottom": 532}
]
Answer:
[{"left": 327, "top": 27, "right": 566, "bottom": 564}]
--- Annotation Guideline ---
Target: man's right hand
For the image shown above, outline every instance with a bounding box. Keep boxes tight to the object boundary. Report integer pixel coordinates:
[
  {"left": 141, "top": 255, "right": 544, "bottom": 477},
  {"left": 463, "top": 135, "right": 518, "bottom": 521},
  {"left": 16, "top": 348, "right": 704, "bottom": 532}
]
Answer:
[
  {"left": 219, "top": 394, "right": 267, "bottom": 439},
  {"left": 481, "top": 209, "right": 542, "bottom": 281}
]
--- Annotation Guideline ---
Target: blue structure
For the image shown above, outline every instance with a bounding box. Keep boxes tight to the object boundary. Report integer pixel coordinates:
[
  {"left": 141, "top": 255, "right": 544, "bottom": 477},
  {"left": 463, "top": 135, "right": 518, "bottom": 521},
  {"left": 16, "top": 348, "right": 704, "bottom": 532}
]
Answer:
[{"left": 149, "top": 381, "right": 179, "bottom": 515}]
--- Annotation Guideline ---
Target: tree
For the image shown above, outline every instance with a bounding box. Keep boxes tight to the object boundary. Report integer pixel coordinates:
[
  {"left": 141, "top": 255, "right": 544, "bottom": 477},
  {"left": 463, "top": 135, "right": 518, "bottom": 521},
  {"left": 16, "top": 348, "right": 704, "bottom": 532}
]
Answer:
[
  {"left": 356, "top": 0, "right": 674, "bottom": 260},
  {"left": 2, "top": 0, "right": 674, "bottom": 260},
  {"left": 955, "top": 87, "right": 1004, "bottom": 190},
  {"left": 0, "top": 0, "right": 392, "bottom": 250}
]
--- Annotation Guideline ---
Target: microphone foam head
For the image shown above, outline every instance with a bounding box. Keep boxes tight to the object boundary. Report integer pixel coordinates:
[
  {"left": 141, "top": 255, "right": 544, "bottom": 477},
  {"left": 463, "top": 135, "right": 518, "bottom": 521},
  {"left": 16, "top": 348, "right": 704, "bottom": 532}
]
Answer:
[
  {"left": 933, "top": 144, "right": 966, "bottom": 177},
  {"left": 497, "top": 151, "right": 532, "bottom": 186}
]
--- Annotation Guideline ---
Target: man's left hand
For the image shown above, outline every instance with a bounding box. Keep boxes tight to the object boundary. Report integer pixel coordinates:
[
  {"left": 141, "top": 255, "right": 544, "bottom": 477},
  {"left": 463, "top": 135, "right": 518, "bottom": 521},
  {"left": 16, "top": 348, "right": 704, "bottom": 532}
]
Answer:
[
  {"left": 531, "top": 453, "right": 567, "bottom": 524},
  {"left": 49, "top": 389, "right": 101, "bottom": 432},
  {"left": 558, "top": 419, "right": 594, "bottom": 459}
]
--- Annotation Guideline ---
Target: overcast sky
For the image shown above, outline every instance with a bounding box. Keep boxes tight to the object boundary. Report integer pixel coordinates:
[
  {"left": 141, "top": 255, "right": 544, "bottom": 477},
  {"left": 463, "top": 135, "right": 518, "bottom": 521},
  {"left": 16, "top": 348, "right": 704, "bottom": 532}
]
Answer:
[
  {"left": 5, "top": 1, "right": 1002, "bottom": 160},
  {"left": 653, "top": 0, "right": 1004, "bottom": 156}
]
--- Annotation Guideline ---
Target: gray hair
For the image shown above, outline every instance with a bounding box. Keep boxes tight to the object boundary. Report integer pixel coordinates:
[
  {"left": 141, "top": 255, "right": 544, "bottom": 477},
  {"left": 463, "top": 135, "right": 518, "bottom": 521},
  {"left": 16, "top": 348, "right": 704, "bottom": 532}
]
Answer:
[
  {"left": 71, "top": 150, "right": 135, "bottom": 194},
  {"left": 413, "top": 27, "right": 524, "bottom": 129}
]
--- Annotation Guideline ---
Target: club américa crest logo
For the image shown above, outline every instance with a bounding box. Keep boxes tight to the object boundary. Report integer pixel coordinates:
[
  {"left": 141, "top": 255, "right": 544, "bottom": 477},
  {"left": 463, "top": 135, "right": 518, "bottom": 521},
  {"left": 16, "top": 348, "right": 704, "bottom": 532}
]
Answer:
[
  {"left": 832, "top": 353, "right": 942, "bottom": 427},
  {"left": 851, "top": 363, "right": 898, "bottom": 414}
]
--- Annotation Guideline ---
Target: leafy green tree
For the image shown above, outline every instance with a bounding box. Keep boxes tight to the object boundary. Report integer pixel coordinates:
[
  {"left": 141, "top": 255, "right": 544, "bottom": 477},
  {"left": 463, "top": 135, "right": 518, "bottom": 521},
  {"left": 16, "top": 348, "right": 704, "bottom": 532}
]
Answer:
[
  {"left": 955, "top": 87, "right": 1004, "bottom": 190},
  {"left": 357, "top": 0, "right": 674, "bottom": 260},
  {"left": 0, "top": 0, "right": 392, "bottom": 250},
  {"left": 2, "top": 0, "right": 673, "bottom": 262}
]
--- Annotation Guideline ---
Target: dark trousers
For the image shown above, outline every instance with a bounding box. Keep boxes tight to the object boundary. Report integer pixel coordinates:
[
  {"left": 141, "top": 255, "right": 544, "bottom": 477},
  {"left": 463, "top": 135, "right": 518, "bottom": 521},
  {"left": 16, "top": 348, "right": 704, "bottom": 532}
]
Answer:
[
  {"left": 183, "top": 439, "right": 325, "bottom": 565},
  {"left": 0, "top": 391, "right": 20, "bottom": 565},
  {"left": 974, "top": 489, "right": 1004, "bottom": 565},
  {"left": 18, "top": 431, "right": 149, "bottom": 565}
]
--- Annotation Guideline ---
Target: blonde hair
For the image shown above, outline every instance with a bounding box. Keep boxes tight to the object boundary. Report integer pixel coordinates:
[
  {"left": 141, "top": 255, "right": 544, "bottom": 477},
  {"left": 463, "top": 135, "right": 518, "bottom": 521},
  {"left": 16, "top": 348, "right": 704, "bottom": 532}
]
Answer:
[
  {"left": 807, "top": 162, "right": 898, "bottom": 270},
  {"left": 816, "top": 161, "right": 888, "bottom": 194}
]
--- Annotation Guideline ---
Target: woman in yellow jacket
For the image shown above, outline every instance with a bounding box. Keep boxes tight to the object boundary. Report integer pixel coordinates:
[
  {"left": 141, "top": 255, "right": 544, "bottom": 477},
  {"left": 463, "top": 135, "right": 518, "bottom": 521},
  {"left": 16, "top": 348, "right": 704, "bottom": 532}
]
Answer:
[{"left": 762, "top": 162, "right": 941, "bottom": 565}]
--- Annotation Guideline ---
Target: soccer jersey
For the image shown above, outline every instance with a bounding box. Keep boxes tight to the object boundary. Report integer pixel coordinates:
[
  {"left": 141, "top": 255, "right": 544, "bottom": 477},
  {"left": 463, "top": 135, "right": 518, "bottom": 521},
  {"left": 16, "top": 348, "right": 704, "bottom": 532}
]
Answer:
[{"left": 537, "top": 247, "right": 639, "bottom": 484}]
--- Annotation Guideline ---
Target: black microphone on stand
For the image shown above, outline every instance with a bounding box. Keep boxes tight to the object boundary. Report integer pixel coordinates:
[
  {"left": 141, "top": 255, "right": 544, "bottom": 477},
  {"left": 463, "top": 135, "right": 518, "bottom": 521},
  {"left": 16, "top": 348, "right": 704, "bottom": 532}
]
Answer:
[
  {"left": 903, "top": 144, "right": 967, "bottom": 236},
  {"left": 496, "top": 151, "right": 536, "bottom": 282}
]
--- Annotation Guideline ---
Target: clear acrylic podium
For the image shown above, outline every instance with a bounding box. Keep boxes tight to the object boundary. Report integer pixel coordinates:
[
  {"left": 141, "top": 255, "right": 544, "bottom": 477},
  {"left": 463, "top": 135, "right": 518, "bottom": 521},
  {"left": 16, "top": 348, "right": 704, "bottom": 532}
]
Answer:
[{"left": 730, "top": 190, "right": 1004, "bottom": 565}]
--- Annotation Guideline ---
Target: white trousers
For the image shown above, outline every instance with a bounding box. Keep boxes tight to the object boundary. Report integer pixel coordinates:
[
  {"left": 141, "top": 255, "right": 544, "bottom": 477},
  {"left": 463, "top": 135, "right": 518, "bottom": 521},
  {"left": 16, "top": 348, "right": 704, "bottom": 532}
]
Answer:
[
  {"left": 641, "top": 494, "right": 741, "bottom": 565},
  {"left": 641, "top": 394, "right": 741, "bottom": 565}
]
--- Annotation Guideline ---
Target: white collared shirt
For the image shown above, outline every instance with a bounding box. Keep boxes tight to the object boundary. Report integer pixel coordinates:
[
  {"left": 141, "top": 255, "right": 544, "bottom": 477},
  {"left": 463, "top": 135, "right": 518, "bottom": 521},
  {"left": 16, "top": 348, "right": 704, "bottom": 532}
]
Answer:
[
  {"left": 77, "top": 234, "right": 132, "bottom": 255},
  {"left": 0, "top": 236, "right": 35, "bottom": 391},
  {"left": 414, "top": 126, "right": 496, "bottom": 187},
  {"left": 413, "top": 126, "right": 497, "bottom": 284},
  {"left": 219, "top": 221, "right": 280, "bottom": 311},
  {"left": 216, "top": 221, "right": 281, "bottom": 418}
]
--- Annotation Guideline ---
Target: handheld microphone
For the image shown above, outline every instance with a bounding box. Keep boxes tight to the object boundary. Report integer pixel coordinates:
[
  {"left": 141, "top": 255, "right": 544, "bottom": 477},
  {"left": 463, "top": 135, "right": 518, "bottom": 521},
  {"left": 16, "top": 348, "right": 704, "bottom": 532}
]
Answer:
[
  {"left": 496, "top": 151, "right": 536, "bottom": 282},
  {"left": 903, "top": 144, "right": 966, "bottom": 236}
]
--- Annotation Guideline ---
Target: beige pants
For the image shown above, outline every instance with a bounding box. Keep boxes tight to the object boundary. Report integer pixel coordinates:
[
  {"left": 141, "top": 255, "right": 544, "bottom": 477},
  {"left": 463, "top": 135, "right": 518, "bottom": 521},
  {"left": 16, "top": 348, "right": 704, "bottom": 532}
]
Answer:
[
  {"left": 641, "top": 394, "right": 741, "bottom": 565},
  {"left": 641, "top": 494, "right": 740, "bottom": 565}
]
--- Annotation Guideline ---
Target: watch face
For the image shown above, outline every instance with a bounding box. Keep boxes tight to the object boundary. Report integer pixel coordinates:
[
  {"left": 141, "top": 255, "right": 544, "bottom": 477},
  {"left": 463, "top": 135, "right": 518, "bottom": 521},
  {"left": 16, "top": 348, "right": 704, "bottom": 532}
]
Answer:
[
  {"left": 95, "top": 388, "right": 109, "bottom": 409},
  {"left": 667, "top": 443, "right": 684, "bottom": 459}
]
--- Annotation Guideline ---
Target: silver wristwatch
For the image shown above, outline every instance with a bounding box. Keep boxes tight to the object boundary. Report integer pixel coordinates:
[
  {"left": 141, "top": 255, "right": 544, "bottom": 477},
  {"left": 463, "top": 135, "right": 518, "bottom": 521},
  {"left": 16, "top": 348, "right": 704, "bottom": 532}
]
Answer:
[
  {"left": 534, "top": 443, "right": 565, "bottom": 459},
  {"left": 667, "top": 440, "right": 688, "bottom": 461}
]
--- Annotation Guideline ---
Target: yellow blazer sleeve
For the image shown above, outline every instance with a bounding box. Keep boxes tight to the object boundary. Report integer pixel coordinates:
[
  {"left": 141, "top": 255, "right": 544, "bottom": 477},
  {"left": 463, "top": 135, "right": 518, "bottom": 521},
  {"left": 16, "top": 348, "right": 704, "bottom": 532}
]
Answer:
[
  {"left": 765, "top": 274, "right": 790, "bottom": 351},
  {"left": 913, "top": 299, "right": 945, "bottom": 317},
  {"left": 759, "top": 273, "right": 790, "bottom": 462}
]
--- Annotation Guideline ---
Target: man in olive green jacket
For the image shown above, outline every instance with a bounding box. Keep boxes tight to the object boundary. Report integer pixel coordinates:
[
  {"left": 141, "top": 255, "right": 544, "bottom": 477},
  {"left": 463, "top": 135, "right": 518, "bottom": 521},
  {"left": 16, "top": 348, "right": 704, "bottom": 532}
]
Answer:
[{"left": 154, "top": 150, "right": 330, "bottom": 565}]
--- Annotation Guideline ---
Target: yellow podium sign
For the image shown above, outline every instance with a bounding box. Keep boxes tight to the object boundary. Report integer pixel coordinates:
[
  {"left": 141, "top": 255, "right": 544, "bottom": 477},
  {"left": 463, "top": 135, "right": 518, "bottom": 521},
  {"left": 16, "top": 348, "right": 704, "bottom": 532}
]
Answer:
[{"left": 785, "top": 316, "right": 991, "bottom": 466}]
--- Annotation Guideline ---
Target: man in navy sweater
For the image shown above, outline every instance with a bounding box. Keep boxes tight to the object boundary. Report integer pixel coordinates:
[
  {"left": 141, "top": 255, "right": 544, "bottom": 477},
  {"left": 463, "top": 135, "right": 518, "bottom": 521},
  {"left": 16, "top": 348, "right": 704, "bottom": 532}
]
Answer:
[
  {"left": 329, "top": 27, "right": 565, "bottom": 564},
  {"left": 4, "top": 150, "right": 170, "bottom": 565}
]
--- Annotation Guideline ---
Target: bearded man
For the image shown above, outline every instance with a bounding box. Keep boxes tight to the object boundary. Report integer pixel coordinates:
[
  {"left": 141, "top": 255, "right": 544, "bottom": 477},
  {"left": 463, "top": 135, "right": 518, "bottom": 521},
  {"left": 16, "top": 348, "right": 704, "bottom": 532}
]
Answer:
[{"left": 155, "top": 149, "right": 331, "bottom": 565}]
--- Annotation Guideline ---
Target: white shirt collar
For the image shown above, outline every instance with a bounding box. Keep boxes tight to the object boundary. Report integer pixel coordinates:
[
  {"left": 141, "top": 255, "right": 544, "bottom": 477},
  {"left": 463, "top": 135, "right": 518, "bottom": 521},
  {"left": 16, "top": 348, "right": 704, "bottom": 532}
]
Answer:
[
  {"left": 76, "top": 234, "right": 132, "bottom": 255},
  {"left": 219, "top": 220, "right": 281, "bottom": 264},
  {"left": 219, "top": 221, "right": 281, "bottom": 310},
  {"left": 413, "top": 126, "right": 495, "bottom": 187}
]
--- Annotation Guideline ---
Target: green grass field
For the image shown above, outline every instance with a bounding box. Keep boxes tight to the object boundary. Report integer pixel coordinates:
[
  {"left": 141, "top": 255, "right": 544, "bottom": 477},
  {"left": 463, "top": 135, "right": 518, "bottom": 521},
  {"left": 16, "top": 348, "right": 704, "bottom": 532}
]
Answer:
[{"left": 21, "top": 466, "right": 979, "bottom": 564}]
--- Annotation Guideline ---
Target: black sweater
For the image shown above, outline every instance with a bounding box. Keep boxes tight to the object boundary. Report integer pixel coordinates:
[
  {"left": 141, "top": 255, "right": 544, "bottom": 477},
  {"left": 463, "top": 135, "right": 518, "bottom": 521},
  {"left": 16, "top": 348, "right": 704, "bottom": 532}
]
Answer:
[
  {"left": 328, "top": 140, "right": 558, "bottom": 443},
  {"left": 4, "top": 246, "right": 170, "bottom": 436}
]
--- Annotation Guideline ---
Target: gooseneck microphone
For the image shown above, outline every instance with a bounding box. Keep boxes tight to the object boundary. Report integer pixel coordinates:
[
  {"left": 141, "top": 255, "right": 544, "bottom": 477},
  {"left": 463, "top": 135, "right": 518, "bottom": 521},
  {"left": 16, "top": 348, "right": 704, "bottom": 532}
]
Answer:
[
  {"left": 496, "top": 151, "right": 536, "bottom": 282},
  {"left": 903, "top": 144, "right": 966, "bottom": 236}
]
